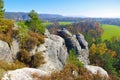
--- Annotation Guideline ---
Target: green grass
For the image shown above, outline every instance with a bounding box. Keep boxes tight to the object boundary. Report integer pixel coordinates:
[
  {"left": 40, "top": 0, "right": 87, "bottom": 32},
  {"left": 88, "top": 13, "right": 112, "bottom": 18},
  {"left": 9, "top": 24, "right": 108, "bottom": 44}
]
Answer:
[
  {"left": 42, "top": 22, "right": 72, "bottom": 26},
  {"left": 42, "top": 22, "right": 53, "bottom": 26},
  {"left": 58, "top": 22, "right": 72, "bottom": 25},
  {"left": 101, "top": 24, "right": 120, "bottom": 41}
]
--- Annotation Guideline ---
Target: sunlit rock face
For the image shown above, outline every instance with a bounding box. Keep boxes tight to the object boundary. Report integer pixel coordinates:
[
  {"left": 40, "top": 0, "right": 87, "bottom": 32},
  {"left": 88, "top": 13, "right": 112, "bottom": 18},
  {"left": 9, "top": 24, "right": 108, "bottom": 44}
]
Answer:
[
  {"left": 31, "top": 29, "right": 68, "bottom": 73},
  {"left": 0, "top": 40, "right": 13, "bottom": 62},
  {"left": 1, "top": 68, "right": 48, "bottom": 80},
  {"left": 85, "top": 65, "right": 110, "bottom": 80}
]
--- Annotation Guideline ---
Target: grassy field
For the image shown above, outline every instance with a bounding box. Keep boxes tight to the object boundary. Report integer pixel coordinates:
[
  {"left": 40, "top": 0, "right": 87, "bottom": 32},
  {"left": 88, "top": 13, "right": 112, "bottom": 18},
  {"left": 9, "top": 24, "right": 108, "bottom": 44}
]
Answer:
[
  {"left": 101, "top": 24, "right": 120, "bottom": 41},
  {"left": 42, "top": 22, "right": 72, "bottom": 26}
]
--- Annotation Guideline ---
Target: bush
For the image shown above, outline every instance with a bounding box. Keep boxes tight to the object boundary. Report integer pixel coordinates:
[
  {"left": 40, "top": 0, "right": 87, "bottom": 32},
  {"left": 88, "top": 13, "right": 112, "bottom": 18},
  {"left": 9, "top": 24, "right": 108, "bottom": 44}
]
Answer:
[
  {"left": 23, "top": 31, "right": 45, "bottom": 51},
  {"left": 67, "top": 49, "right": 83, "bottom": 68},
  {"left": 30, "top": 52, "right": 45, "bottom": 68},
  {"left": 17, "top": 49, "right": 31, "bottom": 64},
  {"left": 0, "top": 19, "right": 14, "bottom": 45},
  {"left": 17, "top": 21, "right": 29, "bottom": 47}
]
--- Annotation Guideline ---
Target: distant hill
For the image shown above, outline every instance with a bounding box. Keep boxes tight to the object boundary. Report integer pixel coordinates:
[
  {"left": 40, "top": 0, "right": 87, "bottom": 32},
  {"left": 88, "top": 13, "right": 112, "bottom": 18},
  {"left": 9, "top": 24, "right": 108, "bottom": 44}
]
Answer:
[
  {"left": 5, "top": 12, "right": 64, "bottom": 21},
  {"left": 5, "top": 12, "right": 120, "bottom": 26}
]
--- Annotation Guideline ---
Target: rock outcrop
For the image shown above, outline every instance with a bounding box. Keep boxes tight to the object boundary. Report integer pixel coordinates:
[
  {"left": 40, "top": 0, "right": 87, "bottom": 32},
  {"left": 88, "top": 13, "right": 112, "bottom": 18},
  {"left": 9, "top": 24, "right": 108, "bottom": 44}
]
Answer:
[
  {"left": 2, "top": 68, "right": 48, "bottom": 80},
  {"left": 57, "top": 28, "right": 89, "bottom": 64},
  {"left": 1, "top": 29, "right": 110, "bottom": 80},
  {"left": 30, "top": 29, "right": 68, "bottom": 73},
  {"left": 0, "top": 40, "right": 13, "bottom": 62},
  {"left": 85, "top": 65, "right": 109, "bottom": 79},
  {"left": 11, "top": 39, "right": 20, "bottom": 59}
]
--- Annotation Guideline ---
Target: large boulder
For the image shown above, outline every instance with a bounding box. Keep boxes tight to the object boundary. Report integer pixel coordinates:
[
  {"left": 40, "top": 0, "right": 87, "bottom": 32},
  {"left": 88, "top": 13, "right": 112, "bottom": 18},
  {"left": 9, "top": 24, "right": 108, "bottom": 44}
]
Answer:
[
  {"left": 2, "top": 68, "right": 48, "bottom": 80},
  {"left": 30, "top": 33, "right": 68, "bottom": 73},
  {"left": 57, "top": 28, "right": 90, "bottom": 65},
  {"left": 0, "top": 40, "right": 13, "bottom": 62},
  {"left": 85, "top": 65, "right": 109, "bottom": 80}
]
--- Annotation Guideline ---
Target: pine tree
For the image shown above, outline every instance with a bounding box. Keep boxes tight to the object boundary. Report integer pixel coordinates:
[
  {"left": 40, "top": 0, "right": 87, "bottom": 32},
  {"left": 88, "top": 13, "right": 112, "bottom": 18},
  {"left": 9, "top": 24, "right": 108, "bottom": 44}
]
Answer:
[
  {"left": 26, "top": 10, "right": 45, "bottom": 34},
  {"left": 0, "top": 0, "right": 4, "bottom": 18}
]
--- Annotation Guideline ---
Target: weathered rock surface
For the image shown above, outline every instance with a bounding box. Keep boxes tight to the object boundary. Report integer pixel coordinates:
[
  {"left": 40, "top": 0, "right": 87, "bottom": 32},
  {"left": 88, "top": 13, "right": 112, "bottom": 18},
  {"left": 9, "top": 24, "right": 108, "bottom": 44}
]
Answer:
[
  {"left": 2, "top": 68, "right": 48, "bottom": 80},
  {"left": 31, "top": 34, "right": 68, "bottom": 73},
  {"left": 1, "top": 29, "right": 110, "bottom": 80},
  {"left": 0, "top": 40, "right": 13, "bottom": 62},
  {"left": 85, "top": 65, "right": 109, "bottom": 79},
  {"left": 75, "top": 33, "right": 88, "bottom": 49},
  {"left": 57, "top": 28, "right": 90, "bottom": 64},
  {"left": 11, "top": 39, "right": 20, "bottom": 59}
]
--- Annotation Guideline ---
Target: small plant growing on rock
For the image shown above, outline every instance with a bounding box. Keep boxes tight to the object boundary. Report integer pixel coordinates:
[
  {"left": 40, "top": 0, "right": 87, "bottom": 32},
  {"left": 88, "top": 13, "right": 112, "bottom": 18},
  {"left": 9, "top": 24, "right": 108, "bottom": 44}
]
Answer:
[
  {"left": 30, "top": 52, "right": 45, "bottom": 68},
  {"left": 67, "top": 49, "right": 83, "bottom": 68},
  {"left": 17, "top": 49, "right": 31, "bottom": 65}
]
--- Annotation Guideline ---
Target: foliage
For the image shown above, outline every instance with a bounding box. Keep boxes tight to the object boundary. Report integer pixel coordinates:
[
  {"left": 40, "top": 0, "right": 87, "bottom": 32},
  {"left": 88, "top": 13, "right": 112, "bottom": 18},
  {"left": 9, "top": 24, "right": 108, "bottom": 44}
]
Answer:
[
  {"left": 104, "top": 40, "right": 120, "bottom": 77},
  {"left": 0, "top": 0, "right": 4, "bottom": 18},
  {"left": 67, "top": 49, "right": 83, "bottom": 68},
  {"left": 89, "top": 42, "right": 119, "bottom": 78},
  {"left": 26, "top": 10, "right": 45, "bottom": 34},
  {"left": 17, "top": 49, "right": 31, "bottom": 64},
  {"left": 18, "top": 21, "right": 29, "bottom": 47},
  {"left": 30, "top": 52, "right": 45, "bottom": 68},
  {"left": 23, "top": 31, "right": 45, "bottom": 51},
  {"left": 90, "top": 43, "right": 108, "bottom": 55},
  {"left": 17, "top": 50, "right": 45, "bottom": 68},
  {"left": 0, "top": 19, "right": 14, "bottom": 44}
]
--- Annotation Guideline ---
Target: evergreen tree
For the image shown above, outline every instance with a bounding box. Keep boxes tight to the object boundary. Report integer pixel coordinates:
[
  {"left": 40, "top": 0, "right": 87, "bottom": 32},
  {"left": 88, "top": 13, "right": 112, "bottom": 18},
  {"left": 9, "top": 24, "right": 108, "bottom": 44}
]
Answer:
[
  {"left": 26, "top": 10, "right": 45, "bottom": 34},
  {"left": 0, "top": 0, "right": 4, "bottom": 18}
]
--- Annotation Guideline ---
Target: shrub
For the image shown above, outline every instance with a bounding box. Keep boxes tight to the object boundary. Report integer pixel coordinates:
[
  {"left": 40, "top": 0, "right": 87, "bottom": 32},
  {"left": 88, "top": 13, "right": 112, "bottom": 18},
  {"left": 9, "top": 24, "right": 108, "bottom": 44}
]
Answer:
[
  {"left": 30, "top": 52, "right": 45, "bottom": 68},
  {"left": 17, "top": 49, "right": 31, "bottom": 64},
  {"left": 17, "top": 21, "right": 29, "bottom": 47},
  {"left": 0, "top": 19, "right": 14, "bottom": 45},
  {"left": 67, "top": 49, "right": 83, "bottom": 68},
  {"left": 23, "top": 32, "right": 45, "bottom": 51}
]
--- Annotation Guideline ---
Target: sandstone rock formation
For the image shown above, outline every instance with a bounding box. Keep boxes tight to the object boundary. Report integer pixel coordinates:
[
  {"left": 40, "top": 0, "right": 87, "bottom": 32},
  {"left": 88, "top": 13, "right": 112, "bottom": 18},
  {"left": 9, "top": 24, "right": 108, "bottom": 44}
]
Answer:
[
  {"left": 85, "top": 65, "right": 109, "bottom": 80},
  {"left": 31, "top": 30, "right": 68, "bottom": 73},
  {"left": 0, "top": 40, "right": 13, "bottom": 62},
  {"left": 2, "top": 68, "right": 48, "bottom": 80},
  {"left": 57, "top": 28, "right": 90, "bottom": 64},
  {"left": 1, "top": 29, "right": 110, "bottom": 80}
]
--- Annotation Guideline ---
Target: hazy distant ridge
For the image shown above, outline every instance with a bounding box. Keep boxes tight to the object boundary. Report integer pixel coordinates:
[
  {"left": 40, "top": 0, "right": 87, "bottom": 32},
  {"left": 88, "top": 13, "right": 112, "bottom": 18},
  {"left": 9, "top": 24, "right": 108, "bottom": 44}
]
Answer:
[{"left": 5, "top": 12, "right": 64, "bottom": 21}]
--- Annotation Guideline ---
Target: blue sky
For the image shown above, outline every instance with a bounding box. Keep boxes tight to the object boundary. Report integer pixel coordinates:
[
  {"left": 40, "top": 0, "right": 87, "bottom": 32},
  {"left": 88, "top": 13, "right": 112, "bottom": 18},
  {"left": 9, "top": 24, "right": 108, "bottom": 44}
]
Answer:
[{"left": 4, "top": 0, "right": 120, "bottom": 18}]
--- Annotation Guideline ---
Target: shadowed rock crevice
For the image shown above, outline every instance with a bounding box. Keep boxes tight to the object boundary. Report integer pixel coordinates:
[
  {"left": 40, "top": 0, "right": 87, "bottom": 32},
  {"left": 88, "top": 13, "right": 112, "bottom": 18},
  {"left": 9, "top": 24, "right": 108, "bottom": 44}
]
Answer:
[{"left": 57, "top": 28, "right": 90, "bottom": 65}]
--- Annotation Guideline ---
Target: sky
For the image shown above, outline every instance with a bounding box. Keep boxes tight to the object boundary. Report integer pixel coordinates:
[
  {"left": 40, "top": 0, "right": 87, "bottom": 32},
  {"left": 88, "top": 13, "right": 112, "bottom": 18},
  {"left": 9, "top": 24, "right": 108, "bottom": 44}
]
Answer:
[{"left": 4, "top": 0, "right": 120, "bottom": 18}]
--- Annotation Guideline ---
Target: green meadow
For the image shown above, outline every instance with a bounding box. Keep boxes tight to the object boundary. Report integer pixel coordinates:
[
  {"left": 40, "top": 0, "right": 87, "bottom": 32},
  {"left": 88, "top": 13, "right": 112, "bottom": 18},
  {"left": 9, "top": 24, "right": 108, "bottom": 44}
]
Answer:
[
  {"left": 43, "top": 22, "right": 72, "bottom": 26},
  {"left": 101, "top": 24, "right": 120, "bottom": 41}
]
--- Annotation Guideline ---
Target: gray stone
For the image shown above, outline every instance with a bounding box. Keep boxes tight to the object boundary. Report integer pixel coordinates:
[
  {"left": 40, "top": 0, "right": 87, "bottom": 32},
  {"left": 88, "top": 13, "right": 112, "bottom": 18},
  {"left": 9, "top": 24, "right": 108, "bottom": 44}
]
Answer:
[
  {"left": 30, "top": 33, "right": 68, "bottom": 73},
  {"left": 75, "top": 33, "right": 88, "bottom": 49},
  {"left": 44, "top": 29, "right": 50, "bottom": 38},
  {"left": 2, "top": 68, "right": 48, "bottom": 80},
  {"left": 38, "top": 34, "right": 68, "bottom": 73},
  {"left": 57, "top": 29, "right": 90, "bottom": 65},
  {"left": 0, "top": 40, "right": 13, "bottom": 62},
  {"left": 11, "top": 39, "right": 20, "bottom": 59},
  {"left": 85, "top": 65, "right": 109, "bottom": 80}
]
